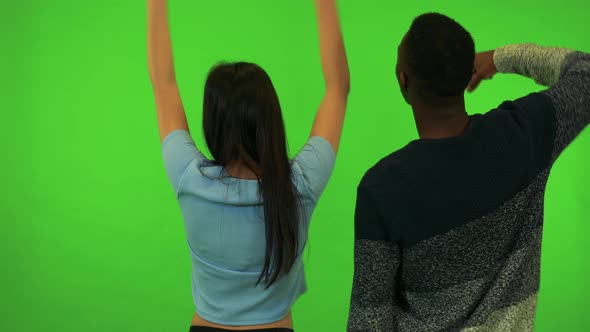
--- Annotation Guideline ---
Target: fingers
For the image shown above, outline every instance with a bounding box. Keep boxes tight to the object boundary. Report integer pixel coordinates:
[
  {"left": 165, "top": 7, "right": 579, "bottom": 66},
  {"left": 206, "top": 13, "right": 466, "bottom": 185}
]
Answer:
[{"left": 466, "top": 73, "right": 483, "bottom": 93}]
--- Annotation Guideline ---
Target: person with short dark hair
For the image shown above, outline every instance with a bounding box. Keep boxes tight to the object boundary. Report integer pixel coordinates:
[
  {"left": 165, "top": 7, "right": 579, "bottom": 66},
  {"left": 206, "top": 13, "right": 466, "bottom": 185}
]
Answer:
[{"left": 347, "top": 12, "right": 589, "bottom": 332}]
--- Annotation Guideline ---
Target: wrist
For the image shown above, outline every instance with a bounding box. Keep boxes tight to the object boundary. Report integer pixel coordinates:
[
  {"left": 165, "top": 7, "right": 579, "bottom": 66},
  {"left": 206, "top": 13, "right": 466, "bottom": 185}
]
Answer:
[{"left": 492, "top": 45, "right": 514, "bottom": 74}]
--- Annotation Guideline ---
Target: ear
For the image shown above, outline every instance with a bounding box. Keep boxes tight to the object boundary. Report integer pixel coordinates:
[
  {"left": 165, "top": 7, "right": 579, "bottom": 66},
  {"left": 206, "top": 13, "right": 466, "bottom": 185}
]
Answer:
[
  {"left": 398, "top": 71, "right": 408, "bottom": 91},
  {"left": 397, "top": 71, "right": 412, "bottom": 106}
]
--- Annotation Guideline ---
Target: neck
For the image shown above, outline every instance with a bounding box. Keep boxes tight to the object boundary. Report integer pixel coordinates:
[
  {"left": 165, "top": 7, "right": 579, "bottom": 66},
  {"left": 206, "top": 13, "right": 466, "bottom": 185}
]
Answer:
[
  {"left": 226, "top": 161, "right": 259, "bottom": 180},
  {"left": 411, "top": 98, "right": 470, "bottom": 139}
]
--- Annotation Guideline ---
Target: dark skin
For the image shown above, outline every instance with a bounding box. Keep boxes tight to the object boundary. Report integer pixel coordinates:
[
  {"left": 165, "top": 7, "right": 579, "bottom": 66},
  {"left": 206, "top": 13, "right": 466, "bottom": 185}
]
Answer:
[{"left": 395, "top": 36, "right": 496, "bottom": 140}]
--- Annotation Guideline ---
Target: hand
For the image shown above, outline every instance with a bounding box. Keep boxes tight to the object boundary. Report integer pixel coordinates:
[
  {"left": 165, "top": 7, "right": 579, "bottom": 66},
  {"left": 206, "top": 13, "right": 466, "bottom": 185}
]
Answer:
[{"left": 467, "top": 50, "right": 498, "bottom": 93}]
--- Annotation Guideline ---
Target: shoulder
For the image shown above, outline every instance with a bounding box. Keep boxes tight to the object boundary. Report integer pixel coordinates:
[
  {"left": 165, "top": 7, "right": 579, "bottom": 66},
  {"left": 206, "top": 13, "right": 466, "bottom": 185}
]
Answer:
[
  {"left": 354, "top": 147, "right": 416, "bottom": 242},
  {"left": 359, "top": 145, "right": 415, "bottom": 190},
  {"left": 484, "top": 92, "right": 556, "bottom": 125},
  {"left": 498, "top": 92, "right": 554, "bottom": 110},
  {"left": 482, "top": 92, "right": 557, "bottom": 166}
]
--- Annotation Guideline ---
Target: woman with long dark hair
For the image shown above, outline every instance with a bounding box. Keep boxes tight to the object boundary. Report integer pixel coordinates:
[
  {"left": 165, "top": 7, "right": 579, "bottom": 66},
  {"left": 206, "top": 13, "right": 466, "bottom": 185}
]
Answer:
[{"left": 147, "top": 0, "right": 349, "bottom": 331}]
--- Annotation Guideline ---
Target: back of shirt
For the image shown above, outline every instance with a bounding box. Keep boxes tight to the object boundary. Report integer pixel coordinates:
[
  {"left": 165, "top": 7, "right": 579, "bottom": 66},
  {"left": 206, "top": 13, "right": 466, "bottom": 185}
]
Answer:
[
  {"left": 162, "top": 132, "right": 335, "bottom": 326},
  {"left": 348, "top": 46, "right": 590, "bottom": 332}
]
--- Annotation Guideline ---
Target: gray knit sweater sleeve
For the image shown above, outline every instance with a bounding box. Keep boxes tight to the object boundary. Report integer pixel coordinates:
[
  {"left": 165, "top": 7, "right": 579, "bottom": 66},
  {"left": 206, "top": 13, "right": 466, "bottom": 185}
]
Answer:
[{"left": 494, "top": 44, "right": 590, "bottom": 159}]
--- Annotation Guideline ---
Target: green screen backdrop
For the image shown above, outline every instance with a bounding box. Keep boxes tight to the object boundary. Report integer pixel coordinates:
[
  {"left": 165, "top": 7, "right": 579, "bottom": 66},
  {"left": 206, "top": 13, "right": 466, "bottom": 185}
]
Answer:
[{"left": 2, "top": 0, "right": 589, "bottom": 331}]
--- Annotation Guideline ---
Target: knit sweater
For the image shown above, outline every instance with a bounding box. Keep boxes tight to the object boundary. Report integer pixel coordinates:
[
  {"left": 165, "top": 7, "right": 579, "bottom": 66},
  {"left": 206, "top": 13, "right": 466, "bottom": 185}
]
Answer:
[{"left": 347, "top": 44, "right": 590, "bottom": 332}]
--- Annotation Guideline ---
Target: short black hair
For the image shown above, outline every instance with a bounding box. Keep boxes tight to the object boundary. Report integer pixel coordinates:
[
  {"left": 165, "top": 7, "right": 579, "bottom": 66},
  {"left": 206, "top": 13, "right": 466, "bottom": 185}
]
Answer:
[{"left": 401, "top": 13, "right": 475, "bottom": 100}]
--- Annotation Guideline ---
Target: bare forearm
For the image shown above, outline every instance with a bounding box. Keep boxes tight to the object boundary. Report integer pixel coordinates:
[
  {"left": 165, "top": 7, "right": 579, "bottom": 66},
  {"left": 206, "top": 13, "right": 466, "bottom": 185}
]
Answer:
[
  {"left": 309, "top": 0, "right": 349, "bottom": 152},
  {"left": 315, "top": 0, "right": 350, "bottom": 93},
  {"left": 147, "top": 0, "right": 188, "bottom": 142},
  {"left": 147, "top": 0, "right": 176, "bottom": 84}
]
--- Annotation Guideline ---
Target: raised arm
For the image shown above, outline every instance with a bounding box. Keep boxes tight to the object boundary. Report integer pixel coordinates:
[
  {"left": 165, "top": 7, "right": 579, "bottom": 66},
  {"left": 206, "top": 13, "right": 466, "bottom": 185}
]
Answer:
[
  {"left": 147, "top": 0, "right": 189, "bottom": 143},
  {"left": 311, "top": 0, "right": 350, "bottom": 154},
  {"left": 469, "top": 45, "right": 590, "bottom": 160},
  {"left": 493, "top": 44, "right": 590, "bottom": 159}
]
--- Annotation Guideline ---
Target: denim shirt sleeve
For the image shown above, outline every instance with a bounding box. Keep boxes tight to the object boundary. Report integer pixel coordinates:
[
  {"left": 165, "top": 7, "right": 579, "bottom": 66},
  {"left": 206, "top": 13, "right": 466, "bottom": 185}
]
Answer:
[
  {"left": 292, "top": 136, "right": 336, "bottom": 202},
  {"left": 161, "top": 129, "right": 206, "bottom": 194}
]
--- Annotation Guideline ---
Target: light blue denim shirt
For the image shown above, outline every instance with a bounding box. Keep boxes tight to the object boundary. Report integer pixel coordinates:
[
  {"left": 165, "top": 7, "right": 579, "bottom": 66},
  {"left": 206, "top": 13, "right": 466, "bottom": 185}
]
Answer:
[{"left": 162, "top": 129, "right": 335, "bottom": 325}]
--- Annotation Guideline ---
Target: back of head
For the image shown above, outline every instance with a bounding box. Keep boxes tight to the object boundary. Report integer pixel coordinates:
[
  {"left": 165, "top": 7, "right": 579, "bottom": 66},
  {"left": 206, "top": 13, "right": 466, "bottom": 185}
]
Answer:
[
  {"left": 203, "top": 62, "right": 299, "bottom": 287},
  {"left": 400, "top": 13, "right": 475, "bottom": 102},
  {"left": 203, "top": 62, "right": 284, "bottom": 169}
]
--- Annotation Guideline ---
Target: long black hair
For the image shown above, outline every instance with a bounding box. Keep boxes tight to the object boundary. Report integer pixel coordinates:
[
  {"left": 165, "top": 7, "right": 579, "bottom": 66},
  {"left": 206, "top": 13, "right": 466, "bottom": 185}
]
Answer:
[{"left": 203, "top": 62, "right": 299, "bottom": 287}]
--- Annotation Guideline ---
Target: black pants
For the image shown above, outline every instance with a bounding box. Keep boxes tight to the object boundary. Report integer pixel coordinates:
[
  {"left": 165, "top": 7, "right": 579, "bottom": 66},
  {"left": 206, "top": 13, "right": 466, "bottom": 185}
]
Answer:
[{"left": 189, "top": 327, "right": 293, "bottom": 332}]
